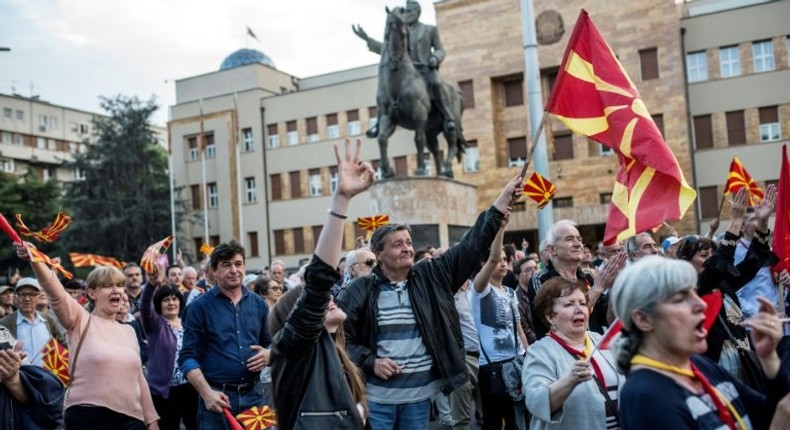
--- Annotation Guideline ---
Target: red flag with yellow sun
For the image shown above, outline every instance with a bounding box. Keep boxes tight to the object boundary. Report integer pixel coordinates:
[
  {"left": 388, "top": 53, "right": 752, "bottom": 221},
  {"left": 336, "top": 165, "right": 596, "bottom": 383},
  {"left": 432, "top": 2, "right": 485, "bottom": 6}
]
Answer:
[
  {"left": 236, "top": 405, "right": 277, "bottom": 430},
  {"left": 545, "top": 10, "right": 696, "bottom": 245},
  {"left": 724, "top": 156, "right": 763, "bottom": 207},
  {"left": 41, "top": 338, "right": 70, "bottom": 386},
  {"left": 357, "top": 215, "right": 390, "bottom": 240},
  {"left": 523, "top": 172, "right": 557, "bottom": 209}
]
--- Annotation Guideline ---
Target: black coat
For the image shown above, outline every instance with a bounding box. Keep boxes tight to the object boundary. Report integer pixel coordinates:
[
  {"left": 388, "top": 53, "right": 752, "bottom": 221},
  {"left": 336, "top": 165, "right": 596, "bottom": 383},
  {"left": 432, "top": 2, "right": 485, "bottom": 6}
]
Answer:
[
  {"left": 338, "top": 206, "right": 505, "bottom": 395},
  {"left": 270, "top": 257, "right": 365, "bottom": 430},
  {"left": 0, "top": 365, "right": 64, "bottom": 430}
]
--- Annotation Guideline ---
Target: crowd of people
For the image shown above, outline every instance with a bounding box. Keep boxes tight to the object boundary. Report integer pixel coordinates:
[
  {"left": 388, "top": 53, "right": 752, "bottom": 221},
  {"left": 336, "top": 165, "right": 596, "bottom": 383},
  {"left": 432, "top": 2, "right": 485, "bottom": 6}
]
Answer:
[{"left": 2, "top": 138, "right": 790, "bottom": 430}]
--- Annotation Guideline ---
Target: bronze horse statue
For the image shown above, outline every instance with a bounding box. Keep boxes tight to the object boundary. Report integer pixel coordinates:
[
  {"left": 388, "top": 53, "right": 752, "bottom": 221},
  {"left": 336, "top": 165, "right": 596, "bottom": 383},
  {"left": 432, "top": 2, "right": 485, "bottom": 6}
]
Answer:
[{"left": 375, "top": 7, "right": 466, "bottom": 178}]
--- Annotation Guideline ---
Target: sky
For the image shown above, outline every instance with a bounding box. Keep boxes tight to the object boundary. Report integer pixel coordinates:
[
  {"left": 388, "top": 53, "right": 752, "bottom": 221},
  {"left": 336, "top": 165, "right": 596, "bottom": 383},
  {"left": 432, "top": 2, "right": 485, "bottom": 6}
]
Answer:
[{"left": 0, "top": 0, "right": 438, "bottom": 125}]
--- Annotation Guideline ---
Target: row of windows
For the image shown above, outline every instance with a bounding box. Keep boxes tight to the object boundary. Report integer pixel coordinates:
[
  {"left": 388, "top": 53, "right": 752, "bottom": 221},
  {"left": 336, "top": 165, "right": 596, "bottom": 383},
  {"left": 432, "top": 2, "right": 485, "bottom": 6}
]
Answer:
[
  {"left": 0, "top": 157, "right": 84, "bottom": 180},
  {"left": 686, "top": 37, "right": 789, "bottom": 83},
  {"left": 1, "top": 108, "right": 90, "bottom": 135},
  {"left": 0, "top": 131, "right": 87, "bottom": 153},
  {"left": 266, "top": 109, "right": 374, "bottom": 148},
  {"left": 693, "top": 106, "right": 781, "bottom": 149}
]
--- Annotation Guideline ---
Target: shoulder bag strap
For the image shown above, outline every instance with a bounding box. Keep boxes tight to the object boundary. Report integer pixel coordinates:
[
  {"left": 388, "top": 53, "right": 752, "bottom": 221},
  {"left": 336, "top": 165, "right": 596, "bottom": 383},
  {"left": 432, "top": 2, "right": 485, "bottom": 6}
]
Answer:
[{"left": 69, "top": 316, "right": 92, "bottom": 380}]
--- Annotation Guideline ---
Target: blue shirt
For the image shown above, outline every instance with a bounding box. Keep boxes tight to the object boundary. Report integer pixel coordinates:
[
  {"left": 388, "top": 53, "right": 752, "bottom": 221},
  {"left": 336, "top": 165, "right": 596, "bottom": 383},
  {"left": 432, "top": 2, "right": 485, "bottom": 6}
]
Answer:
[
  {"left": 16, "top": 312, "right": 52, "bottom": 367},
  {"left": 179, "top": 287, "right": 270, "bottom": 385}
]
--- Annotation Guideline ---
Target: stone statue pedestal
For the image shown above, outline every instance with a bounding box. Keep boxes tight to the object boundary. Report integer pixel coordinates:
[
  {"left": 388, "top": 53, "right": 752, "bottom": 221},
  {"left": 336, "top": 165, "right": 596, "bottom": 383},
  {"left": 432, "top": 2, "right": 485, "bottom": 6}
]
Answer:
[{"left": 368, "top": 176, "right": 478, "bottom": 249}]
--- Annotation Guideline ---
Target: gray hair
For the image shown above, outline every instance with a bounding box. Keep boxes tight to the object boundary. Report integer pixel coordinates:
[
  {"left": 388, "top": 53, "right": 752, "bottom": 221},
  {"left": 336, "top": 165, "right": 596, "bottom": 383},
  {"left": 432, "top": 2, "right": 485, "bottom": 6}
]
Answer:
[
  {"left": 625, "top": 232, "right": 653, "bottom": 261},
  {"left": 369, "top": 223, "right": 411, "bottom": 254},
  {"left": 182, "top": 266, "right": 197, "bottom": 277},
  {"left": 544, "top": 219, "right": 578, "bottom": 246},
  {"left": 610, "top": 255, "right": 698, "bottom": 373}
]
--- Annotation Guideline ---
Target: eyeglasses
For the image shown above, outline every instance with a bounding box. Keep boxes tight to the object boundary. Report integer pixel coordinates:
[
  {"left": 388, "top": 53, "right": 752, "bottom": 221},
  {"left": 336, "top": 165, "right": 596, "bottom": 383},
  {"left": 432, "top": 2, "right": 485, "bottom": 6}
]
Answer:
[
  {"left": 17, "top": 292, "right": 40, "bottom": 299},
  {"left": 270, "top": 286, "right": 283, "bottom": 291},
  {"left": 354, "top": 259, "right": 377, "bottom": 268}
]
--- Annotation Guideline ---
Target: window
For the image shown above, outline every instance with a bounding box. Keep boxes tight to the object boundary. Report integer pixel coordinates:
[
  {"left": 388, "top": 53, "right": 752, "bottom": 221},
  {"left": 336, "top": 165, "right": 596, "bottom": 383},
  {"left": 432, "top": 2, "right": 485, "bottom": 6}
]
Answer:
[
  {"left": 190, "top": 185, "right": 201, "bottom": 210},
  {"left": 329, "top": 167, "right": 338, "bottom": 193},
  {"left": 326, "top": 113, "right": 339, "bottom": 139},
  {"left": 347, "top": 110, "right": 360, "bottom": 136},
  {"left": 289, "top": 171, "right": 301, "bottom": 198},
  {"left": 459, "top": 80, "right": 475, "bottom": 108},
  {"left": 686, "top": 51, "right": 707, "bottom": 83},
  {"left": 37, "top": 137, "right": 46, "bottom": 149},
  {"left": 652, "top": 113, "right": 665, "bottom": 138},
  {"left": 0, "top": 158, "right": 14, "bottom": 173},
  {"left": 394, "top": 156, "right": 408, "bottom": 177},
  {"left": 752, "top": 40, "right": 775, "bottom": 73},
  {"left": 309, "top": 168, "right": 322, "bottom": 196},
  {"left": 600, "top": 193, "right": 612, "bottom": 204},
  {"left": 270, "top": 173, "right": 282, "bottom": 200},
  {"left": 187, "top": 137, "right": 198, "bottom": 160},
  {"left": 554, "top": 197, "right": 573, "bottom": 208},
  {"left": 368, "top": 107, "right": 378, "bottom": 130},
  {"left": 293, "top": 228, "right": 305, "bottom": 254},
  {"left": 267, "top": 124, "right": 279, "bottom": 148},
  {"left": 759, "top": 106, "right": 780, "bottom": 142},
  {"left": 503, "top": 77, "right": 523, "bottom": 107},
  {"left": 248, "top": 232, "right": 259, "bottom": 257},
  {"left": 207, "top": 183, "right": 218, "bottom": 208},
  {"left": 68, "top": 142, "right": 78, "bottom": 153},
  {"left": 78, "top": 123, "right": 89, "bottom": 134},
  {"left": 3, "top": 108, "right": 12, "bottom": 120},
  {"left": 38, "top": 114, "right": 47, "bottom": 131},
  {"left": 306, "top": 117, "right": 319, "bottom": 142},
  {"left": 242, "top": 128, "right": 254, "bottom": 152},
  {"left": 464, "top": 140, "right": 479, "bottom": 172},
  {"left": 273, "top": 229, "right": 286, "bottom": 255},
  {"left": 245, "top": 177, "right": 257, "bottom": 203},
  {"left": 205, "top": 134, "right": 216, "bottom": 158},
  {"left": 639, "top": 48, "right": 659, "bottom": 80},
  {"left": 47, "top": 139, "right": 57, "bottom": 151},
  {"left": 286, "top": 120, "right": 298, "bottom": 145},
  {"left": 726, "top": 111, "right": 745, "bottom": 145},
  {"left": 1, "top": 132, "right": 10, "bottom": 144},
  {"left": 12, "top": 134, "right": 22, "bottom": 145},
  {"left": 693, "top": 115, "right": 713, "bottom": 149},
  {"left": 719, "top": 46, "right": 740, "bottom": 78},
  {"left": 507, "top": 137, "right": 527, "bottom": 167},
  {"left": 74, "top": 167, "right": 86, "bottom": 181},
  {"left": 698, "top": 186, "right": 719, "bottom": 219},
  {"left": 49, "top": 116, "right": 58, "bottom": 130},
  {"left": 15, "top": 110, "right": 23, "bottom": 121},
  {"left": 553, "top": 132, "right": 574, "bottom": 160}
]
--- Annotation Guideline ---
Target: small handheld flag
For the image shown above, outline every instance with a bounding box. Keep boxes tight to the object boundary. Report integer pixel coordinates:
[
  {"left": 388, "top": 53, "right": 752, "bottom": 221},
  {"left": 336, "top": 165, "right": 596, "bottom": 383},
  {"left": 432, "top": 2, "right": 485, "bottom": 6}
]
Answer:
[
  {"left": 16, "top": 212, "right": 72, "bottom": 243},
  {"left": 236, "top": 405, "right": 277, "bottom": 430},
  {"left": 357, "top": 215, "right": 390, "bottom": 240},
  {"left": 724, "top": 156, "right": 763, "bottom": 207},
  {"left": 701, "top": 290, "right": 723, "bottom": 332},
  {"left": 26, "top": 244, "right": 73, "bottom": 279},
  {"left": 522, "top": 172, "right": 557, "bottom": 209},
  {"left": 41, "top": 338, "right": 70, "bottom": 386},
  {"left": 140, "top": 236, "right": 174, "bottom": 274},
  {"left": 69, "top": 252, "right": 124, "bottom": 269}
]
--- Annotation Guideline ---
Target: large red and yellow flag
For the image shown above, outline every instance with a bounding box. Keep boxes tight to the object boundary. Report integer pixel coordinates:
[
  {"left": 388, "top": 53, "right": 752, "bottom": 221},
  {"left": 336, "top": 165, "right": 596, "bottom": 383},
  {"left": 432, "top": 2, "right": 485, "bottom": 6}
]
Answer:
[
  {"left": 69, "top": 252, "right": 124, "bottom": 269},
  {"left": 26, "top": 244, "right": 73, "bottom": 279},
  {"left": 523, "top": 172, "right": 557, "bottom": 209},
  {"left": 772, "top": 145, "right": 790, "bottom": 273},
  {"left": 545, "top": 10, "right": 696, "bottom": 244},
  {"left": 140, "top": 236, "right": 173, "bottom": 274},
  {"left": 724, "top": 156, "right": 764, "bottom": 207},
  {"left": 41, "top": 338, "right": 70, "bottom": 386},
  {"left": 16, "top": 212, "right": 72, "bottom": 243},
  {"left": 236, "top": 405, "right": 277, "bottom": 430}
]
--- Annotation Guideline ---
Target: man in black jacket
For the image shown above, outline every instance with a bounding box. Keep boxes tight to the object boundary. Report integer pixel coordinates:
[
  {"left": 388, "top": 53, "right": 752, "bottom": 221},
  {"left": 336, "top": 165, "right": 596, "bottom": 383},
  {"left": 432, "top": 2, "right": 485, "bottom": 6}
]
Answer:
[{"left": 338, "top": 175, "right": 522, "bottom": 429}]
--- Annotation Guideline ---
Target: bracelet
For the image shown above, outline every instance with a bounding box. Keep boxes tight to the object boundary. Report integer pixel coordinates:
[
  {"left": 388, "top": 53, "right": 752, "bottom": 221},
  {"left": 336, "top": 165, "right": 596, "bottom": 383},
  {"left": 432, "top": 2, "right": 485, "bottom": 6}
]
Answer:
[{"left": 328, "top": 209, "right": 348, "bottom": 220}]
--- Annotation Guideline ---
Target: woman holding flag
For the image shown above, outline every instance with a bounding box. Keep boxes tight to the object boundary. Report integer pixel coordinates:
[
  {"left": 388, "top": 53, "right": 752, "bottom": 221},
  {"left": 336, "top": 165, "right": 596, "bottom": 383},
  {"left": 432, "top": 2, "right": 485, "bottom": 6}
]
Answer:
[
  {"left": 14, "top": 244, "right": 159, "bottom": 430},
  {"left": 522, "top": 277, "right": 624, "bottom": 429},
  {"left": 611, "top": 256, "right": 789, "bottom": 429}
]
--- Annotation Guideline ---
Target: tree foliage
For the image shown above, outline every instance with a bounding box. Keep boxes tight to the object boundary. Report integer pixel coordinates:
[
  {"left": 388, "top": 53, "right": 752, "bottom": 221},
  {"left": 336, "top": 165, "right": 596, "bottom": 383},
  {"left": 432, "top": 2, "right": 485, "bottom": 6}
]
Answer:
[{"left": 62, "top": 95, "right": 170, "bottom": 262}]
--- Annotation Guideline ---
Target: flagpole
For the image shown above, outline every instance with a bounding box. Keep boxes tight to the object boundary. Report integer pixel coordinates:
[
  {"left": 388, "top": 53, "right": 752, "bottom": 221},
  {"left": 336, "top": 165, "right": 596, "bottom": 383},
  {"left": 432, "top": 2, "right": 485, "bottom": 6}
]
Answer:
[
  {"left": 716, "top": 191, "right": 726, "bottom": 220},
  {"left": 519, "top": 111, "right": 549, "bottom": 179},
  {"left": 168, "top": 123, "right": 177, "bottom": 263},
  {"left": 233, "top": 92, "right": 245, "bottom": 247},
  {"left": 200, "top": 99, "right": 209, "bottom": 246}
]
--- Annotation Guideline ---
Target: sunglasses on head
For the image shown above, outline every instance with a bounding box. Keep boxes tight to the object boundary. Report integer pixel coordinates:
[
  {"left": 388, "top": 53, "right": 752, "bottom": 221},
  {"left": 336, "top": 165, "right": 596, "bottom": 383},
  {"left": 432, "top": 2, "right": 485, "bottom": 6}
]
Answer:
[{"left": 356, "top": 259, "right": 377, "bottom": 267}]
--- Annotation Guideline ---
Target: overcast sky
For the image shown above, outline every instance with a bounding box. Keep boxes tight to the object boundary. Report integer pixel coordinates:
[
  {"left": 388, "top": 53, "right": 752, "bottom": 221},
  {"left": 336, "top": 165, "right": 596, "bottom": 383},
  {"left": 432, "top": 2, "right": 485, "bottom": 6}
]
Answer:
[{"left": 0, "top": 0, "right": 438, "bottom": 125}]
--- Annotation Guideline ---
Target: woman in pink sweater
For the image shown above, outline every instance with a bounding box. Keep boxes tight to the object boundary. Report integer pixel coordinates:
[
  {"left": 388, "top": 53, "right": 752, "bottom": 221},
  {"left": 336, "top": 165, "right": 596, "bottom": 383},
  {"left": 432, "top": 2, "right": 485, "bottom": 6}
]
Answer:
[{"left": 16, "top": 243, "right": 159, "bottom": 430}]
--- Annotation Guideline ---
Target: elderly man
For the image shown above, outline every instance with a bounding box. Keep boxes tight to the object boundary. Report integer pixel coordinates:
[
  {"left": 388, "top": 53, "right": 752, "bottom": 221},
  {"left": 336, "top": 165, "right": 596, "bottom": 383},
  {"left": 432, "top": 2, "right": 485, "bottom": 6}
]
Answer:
[
  {"left": 269, "top": 260, "right": 288, "bottom": 291},
  {"left": 338, "top": 175, "right": 522, "bottom": 429},
  {"left": 0, "top": 278, "right": 65, "bottom": 367},
  {"left": 625, "top": 231, "right": 660, "bottom": 262},
  {"left": 180, "top": 240, "right": 271, "bottom": 428},
  {"left": 332, "top": 248, "right": 377, "bottom": 298},
  {"left": 529, "top": 220, "right": 626, "bottom": 337}
]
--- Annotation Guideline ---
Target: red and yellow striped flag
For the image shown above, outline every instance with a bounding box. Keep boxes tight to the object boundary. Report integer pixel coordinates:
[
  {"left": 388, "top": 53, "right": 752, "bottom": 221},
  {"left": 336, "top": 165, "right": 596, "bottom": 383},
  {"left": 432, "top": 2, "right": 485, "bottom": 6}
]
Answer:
[
  {"left": 545, "top": 10, "right": 696, "bottom": 245},
  {"left": 26, "top": 244, "right": 73, "bottom": 279},
  {"left": 522, "top": 172, "right": 557, "bottom": 209},
  {"left": 41, "top": 338, "right": 70, "bottom": 386},
  {"left": 724, "top": 156, "right": 763, "bottom": 207},
  {"left": 141, "top": 236, "right": 173, "bottom": 274},
  {"left": 69, "top": 252, "right": 124, "bottom": 269},
  {"left": 15, "top": 212, "right": 72, "bottom": 242},
  {"left": 236, "top": 405, "right": 277, "bottom": 430},
  {"left": 199, "top": 243, "right": 215, "bottom": 256}
]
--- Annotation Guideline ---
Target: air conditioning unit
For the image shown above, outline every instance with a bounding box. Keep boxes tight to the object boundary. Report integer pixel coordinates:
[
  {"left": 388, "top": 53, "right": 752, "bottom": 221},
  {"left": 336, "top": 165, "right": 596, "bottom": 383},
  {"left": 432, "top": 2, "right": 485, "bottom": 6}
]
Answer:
[{"left": 39, "top": 125, "right": 46, "bottom": 132}]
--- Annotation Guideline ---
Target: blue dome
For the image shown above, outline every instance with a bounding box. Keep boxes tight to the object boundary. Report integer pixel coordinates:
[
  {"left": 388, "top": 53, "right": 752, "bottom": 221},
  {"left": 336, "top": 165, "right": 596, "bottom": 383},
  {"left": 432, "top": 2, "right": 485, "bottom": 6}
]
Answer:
[{"left": 219, "top": 48, "right": 276, "bottom": 71}]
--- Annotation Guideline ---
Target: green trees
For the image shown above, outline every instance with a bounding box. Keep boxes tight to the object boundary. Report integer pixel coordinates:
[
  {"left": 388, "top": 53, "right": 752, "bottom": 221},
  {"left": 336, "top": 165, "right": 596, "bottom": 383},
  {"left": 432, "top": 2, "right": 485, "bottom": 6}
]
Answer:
[{"left": 63, "top": 95, "right": 171, "bottom": 262}]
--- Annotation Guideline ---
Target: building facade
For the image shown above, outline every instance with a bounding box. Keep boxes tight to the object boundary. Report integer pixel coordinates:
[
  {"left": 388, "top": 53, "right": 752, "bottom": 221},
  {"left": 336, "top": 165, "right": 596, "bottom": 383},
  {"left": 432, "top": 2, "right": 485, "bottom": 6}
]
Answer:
[{"left": 170, "top": 0, "right": 789, "bottom": 270}]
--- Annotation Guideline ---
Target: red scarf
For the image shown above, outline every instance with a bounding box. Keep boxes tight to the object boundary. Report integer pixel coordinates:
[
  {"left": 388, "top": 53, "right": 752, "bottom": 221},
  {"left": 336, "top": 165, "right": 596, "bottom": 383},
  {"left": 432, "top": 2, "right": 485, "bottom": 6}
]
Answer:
[{"left": 550, "top": 331, "right": 606, "bottom": 387}]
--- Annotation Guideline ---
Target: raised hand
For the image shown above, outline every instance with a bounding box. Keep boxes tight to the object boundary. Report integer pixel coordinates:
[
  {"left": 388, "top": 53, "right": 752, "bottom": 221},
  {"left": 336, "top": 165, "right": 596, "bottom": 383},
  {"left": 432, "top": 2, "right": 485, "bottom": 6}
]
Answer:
[
  {"left": 742, "top": 296, "right": 782, "bottom": 378},
  {"left": 756, "top": 184, "right": 777, "bottom": 224},
  {"left": 352, "top": 24, "right": 370, "bottom": 42},
  {"left": 493, "top": 175, "right": 524, "bottom": 214},
  {"left": 729, "top": 188, "right": 748, "bottom": 221},
  {"left": 335, "top": 138, "right": 375, "bottom": 200}
]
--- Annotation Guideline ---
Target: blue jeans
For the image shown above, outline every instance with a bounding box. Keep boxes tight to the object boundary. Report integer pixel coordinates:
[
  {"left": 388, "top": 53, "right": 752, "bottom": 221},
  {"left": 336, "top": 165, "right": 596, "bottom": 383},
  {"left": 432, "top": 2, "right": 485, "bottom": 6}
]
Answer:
[
  {"left": 368, "top": 398, "right": 431, "bottom": 430},
  {"left": 197, "top": 389, "right": 264, "bottom": 430}
]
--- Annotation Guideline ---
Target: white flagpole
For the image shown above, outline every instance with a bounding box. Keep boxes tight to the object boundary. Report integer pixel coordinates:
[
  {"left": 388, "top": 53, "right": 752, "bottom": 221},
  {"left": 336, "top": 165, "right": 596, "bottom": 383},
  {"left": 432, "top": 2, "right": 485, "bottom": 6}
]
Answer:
[
  {"left": 234, "top": 92, "right": 245, "bottom": 246},
  {"left": 200, "top": 99, "right": 209, "bottom": 245}
]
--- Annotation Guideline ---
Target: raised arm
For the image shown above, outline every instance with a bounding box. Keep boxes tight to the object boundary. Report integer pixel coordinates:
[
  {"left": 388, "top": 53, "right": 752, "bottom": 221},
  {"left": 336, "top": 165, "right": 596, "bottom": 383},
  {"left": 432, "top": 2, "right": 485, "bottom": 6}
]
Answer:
[{"left": 473, "top": 220, "right": 506, "bottom": 293}]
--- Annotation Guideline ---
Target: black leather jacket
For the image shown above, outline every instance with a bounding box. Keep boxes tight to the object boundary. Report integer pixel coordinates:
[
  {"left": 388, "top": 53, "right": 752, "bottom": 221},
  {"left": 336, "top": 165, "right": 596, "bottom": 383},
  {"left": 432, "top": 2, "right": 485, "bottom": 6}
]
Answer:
[
  {"left": 337, "top": 206, "right": 505, "bottom": 395},
  {"left": 270, "top": 257, "right": 365, "bottom": 430}
]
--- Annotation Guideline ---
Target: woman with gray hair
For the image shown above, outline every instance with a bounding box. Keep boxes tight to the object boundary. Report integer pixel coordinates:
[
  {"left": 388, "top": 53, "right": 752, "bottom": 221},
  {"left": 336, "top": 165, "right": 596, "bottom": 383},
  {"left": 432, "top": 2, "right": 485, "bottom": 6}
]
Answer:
[{"left": 611, "top": 255, "right": 789, "bottom": 429}]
